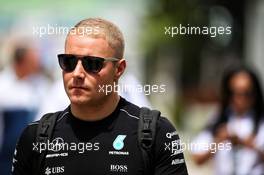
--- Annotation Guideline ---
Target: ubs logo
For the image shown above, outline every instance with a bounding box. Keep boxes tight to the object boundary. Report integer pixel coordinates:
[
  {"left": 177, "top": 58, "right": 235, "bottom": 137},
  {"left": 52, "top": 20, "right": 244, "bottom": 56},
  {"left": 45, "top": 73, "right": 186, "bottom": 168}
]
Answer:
[{"left": 45, "top": 166, "right": 64, "bottom": 175}]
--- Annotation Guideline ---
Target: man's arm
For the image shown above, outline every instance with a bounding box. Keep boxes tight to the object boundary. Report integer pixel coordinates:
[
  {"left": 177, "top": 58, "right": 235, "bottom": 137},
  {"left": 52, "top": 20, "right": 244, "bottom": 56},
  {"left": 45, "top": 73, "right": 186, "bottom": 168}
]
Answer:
[
  {"left": 154, "top": 117, "right": 188, "bottom": 175},
  {"left": 12, "top": 123, "right": 37, "bottom": 175}
]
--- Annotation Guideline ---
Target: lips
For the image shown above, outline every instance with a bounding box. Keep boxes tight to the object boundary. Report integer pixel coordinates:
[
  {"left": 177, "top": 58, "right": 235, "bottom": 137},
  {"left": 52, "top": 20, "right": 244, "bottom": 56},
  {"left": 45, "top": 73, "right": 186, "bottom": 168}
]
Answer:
[{"left": 69, "top": 85, "right": 89, "bottom": 90}]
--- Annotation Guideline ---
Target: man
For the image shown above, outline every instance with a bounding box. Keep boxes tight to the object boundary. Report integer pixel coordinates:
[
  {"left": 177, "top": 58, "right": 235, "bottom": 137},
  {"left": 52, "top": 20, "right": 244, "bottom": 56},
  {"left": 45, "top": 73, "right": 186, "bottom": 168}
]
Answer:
[
  {"left": 12, "top": 18, "right": 188, "bottom": 175},
  {"left": 0, "top": 45, "right": 48, "bottom": 175}
]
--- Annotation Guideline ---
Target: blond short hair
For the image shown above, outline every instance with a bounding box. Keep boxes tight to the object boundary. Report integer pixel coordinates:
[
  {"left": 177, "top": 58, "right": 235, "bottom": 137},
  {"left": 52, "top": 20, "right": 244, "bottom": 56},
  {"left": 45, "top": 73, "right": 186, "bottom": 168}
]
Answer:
[{"left": 66, "top": 18, "right": 124, "bottom": 59}]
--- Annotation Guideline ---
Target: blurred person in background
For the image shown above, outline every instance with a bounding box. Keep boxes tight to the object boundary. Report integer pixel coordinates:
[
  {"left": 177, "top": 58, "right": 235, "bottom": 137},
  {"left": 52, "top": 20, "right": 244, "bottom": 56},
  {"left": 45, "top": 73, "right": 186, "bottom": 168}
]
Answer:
[
  {"left": 0, "top": 45, "right": 49, "bottom": 175},
  {"left": 191, "top": 66, "right": 264, "bottom": 175}
]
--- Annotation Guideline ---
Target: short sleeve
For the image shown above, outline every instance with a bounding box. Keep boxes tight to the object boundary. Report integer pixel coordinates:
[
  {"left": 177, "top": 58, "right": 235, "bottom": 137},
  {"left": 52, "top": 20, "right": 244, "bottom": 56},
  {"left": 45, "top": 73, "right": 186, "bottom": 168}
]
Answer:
[{"left": 154, "top": 117, "right": 188, "bottom": 175}]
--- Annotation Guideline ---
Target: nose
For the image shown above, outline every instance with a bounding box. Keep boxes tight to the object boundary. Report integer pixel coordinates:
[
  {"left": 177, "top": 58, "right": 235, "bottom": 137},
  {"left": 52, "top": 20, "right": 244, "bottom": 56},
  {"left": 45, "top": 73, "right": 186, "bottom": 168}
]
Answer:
[{"left": 72, "top": 60, "right": 85, "bottom": 79}]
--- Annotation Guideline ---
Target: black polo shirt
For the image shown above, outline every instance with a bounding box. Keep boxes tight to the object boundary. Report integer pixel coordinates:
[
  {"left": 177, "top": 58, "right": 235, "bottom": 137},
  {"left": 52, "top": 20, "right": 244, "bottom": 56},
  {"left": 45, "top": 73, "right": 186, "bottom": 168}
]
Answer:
[{"left": 12, "top": 97, "right": 188, "bottom": 175}]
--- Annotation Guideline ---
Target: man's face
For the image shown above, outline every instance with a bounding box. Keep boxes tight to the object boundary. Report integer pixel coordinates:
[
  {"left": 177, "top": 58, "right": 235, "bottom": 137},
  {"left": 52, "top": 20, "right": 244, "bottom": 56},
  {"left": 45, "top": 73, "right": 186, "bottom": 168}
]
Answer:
[
  {"left": 17, "top": 49, "right": 41, "bottom": 77},
  {"left": 63, "top": 34, "right": 119, "bottom": 106}
]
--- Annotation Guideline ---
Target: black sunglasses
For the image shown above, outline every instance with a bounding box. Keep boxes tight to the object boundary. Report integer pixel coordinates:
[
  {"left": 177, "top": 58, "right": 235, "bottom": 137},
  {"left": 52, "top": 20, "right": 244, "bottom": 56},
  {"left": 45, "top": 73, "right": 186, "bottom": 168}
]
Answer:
[{"left": 58, "top": 54, "right": 119, "bottom": 73}]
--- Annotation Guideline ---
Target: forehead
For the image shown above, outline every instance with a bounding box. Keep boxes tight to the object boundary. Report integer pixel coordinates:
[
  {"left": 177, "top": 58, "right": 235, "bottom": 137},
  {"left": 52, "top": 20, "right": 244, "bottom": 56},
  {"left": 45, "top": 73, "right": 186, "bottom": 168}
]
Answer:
[
  {"left": 230, "top": 72, "right": 253, "bottom": 90},
  {"left": 65, "top": 34, "right": 114, "bottom": 57}
]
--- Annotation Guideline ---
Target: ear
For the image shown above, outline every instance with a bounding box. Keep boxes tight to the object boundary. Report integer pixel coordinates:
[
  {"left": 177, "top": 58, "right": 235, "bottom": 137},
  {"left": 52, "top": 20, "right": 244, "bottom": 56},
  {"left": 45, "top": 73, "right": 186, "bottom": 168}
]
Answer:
[{"left": 114, "top": 59, "right": 126, "bottom": 81}]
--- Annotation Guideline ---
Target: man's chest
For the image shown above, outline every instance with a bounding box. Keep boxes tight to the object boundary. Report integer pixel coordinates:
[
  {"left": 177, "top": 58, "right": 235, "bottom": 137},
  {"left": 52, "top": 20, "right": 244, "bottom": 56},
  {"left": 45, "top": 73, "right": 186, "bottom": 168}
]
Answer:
[{"left": 42, "top": 127, "right": 144, "bottom": 175}]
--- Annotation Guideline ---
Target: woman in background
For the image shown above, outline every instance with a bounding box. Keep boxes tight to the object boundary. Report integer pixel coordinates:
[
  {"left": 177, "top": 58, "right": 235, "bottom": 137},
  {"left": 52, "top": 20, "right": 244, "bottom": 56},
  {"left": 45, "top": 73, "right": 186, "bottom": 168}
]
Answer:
[{"left": 191, "top": 66, "right": 264, "bottom": 175}]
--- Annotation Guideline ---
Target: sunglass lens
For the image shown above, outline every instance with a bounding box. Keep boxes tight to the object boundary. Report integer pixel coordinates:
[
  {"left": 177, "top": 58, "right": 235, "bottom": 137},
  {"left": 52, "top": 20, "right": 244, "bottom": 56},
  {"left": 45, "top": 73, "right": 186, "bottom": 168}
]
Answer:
[
  {"left": 83, "top": 58, "right": 104, "bottom": 73},
  {"left": 58, "top": 55, "right": 77, "bottom": 72}
]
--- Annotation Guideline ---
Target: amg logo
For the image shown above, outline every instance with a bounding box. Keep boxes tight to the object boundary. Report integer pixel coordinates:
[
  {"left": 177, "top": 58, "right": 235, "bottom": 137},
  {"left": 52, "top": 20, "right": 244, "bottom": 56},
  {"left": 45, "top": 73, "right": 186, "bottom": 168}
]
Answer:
[
  {"left": 46, "top": 152, "right": 68, "bottom": 158},
  {"left": 110, "top": 164, "right": 128, "bottom": 172}
]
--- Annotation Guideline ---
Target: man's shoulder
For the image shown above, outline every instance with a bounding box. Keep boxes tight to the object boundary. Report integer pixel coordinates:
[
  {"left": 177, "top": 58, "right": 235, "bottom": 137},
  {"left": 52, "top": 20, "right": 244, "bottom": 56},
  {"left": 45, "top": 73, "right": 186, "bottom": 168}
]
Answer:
[
  {"left": 120, "top": 97, "right": 176, "bottom": 132},
  {"left": 16, "top": 121, "right": 40, "bottom": 151},
  {"left": 21, "top": 110, "right": 63, "bottom": 137},
  {"left": 24, "top": 121, "right": 39, "bottom": 132},
  {"left": 157, "top": 116, "right": 177, "bottom": 131},
  {"left": 119, "top": 97, "right": 141, "bottom": 120}
]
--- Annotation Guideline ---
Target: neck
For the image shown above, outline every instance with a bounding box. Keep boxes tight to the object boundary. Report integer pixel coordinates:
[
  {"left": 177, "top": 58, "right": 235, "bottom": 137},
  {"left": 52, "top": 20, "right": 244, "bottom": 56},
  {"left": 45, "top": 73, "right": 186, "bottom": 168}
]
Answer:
[
  {"left": 233, "top": 110, "right": 252, "bottom": 119},
  {"left": 70, "top": 93, "right": 120, "bottom": 121}
]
